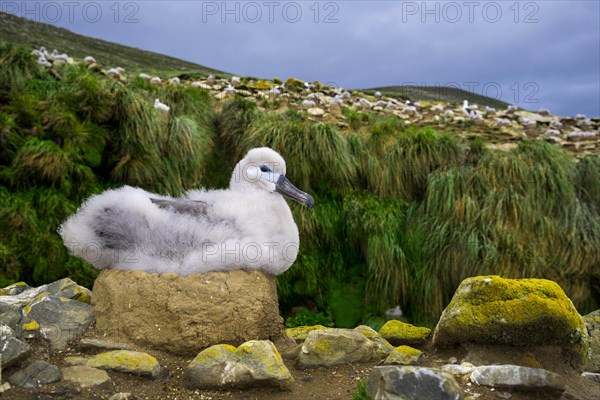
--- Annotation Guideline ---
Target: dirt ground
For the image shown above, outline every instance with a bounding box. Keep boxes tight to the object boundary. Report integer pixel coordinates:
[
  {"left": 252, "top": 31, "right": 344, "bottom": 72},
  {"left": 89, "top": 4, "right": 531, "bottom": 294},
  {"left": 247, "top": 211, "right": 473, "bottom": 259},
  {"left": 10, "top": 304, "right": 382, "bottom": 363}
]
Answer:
[{"left": 3, "top": 331, "right": 600, "bottom": 400}]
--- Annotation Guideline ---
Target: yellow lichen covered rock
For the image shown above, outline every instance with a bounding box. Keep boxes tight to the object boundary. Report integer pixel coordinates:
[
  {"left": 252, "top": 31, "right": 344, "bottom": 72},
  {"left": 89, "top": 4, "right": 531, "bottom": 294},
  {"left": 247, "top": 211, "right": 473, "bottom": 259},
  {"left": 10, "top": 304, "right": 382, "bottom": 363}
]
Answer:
[
  {"left": 65, "top": 350, "right": 161, "bottom": 378},
  {"left": 286, "top": 325, "right": 330, "bottom": 343},
  {"left": 378, "top": 320, "right": 431, "bottom": 346},
  {"left": 183, "top": 340, "right": 293, "bottom": 390},
  {"left": 432, "top": 276, "right": 588, "bottom": 357},
  {"left": 296, "top": 328, "right": 388, "bottom": 368},
  {"left": 584, "top": 310, "right": 600, "bottom": 372},
  {"left": 384, "top": 345, "right": 423, "bottom": 365}
]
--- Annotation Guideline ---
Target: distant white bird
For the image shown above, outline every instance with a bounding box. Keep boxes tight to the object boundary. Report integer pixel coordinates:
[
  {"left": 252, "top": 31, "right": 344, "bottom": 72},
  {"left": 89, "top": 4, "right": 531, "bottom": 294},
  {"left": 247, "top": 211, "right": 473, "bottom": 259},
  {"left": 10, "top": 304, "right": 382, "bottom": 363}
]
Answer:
[
  {"left": 544, "top": 129, "right": 561, "bottom": 136},
  {"left": 507, "top": 105, "right": 518, "bottom": 112},
  {"left": 575, "top": 114, "right": 587, "bottom": 120},
  {"left": 462, "top": 100, "right": 480, "bottom": 118},
  {"left": 375, "top": 100, "right": 387, "bottom": 107},
  {"left": 169, "top": 77, "right": 180, "bottom": 85},
  {"left": 495, "top": 118, "right": 511, "bottom": 127},
  {"left": 339, "top": 92, "right": 351, "bottom": 100},
  {"left": 224, "top": 84, "right": 237, "bottom": 94},
  {"left": 58, "top": 147, "right": 314, "bottom": 275},
  {"left": 301, "top": 100, "right": 316, "bottom": 108},
  {"left": 521, "top": 117, "right": 536, "bottom": 127},
  {"left": 231, "top": 76, "right": 241, "bottom": 84},
  {"left": 84, "top": 56, "right": 96, "bottom": 64},
  {"left": 484, "top": 106, "right": 496, "bottom": 113},
  {"left": 154, "top": 98, "right": 170, "bottom": 112},
  {"left": 386, "top": 101, "right": 398, "bottom": 110},
  {"left": 402, "top": 105, "right": 417, "bottom": 114},
  {"left": 268, "top": 87, "right": 281, "bottom": 95},
  {"left": 106, "top": 68, "right": 121, "bottom": 78},
  {"left": 115, "top": 67, "right": 125, "bottom": 75},
  {"left": 550, "top": 120, "right": 563, "bottom": 128},
  {"left": 37, "top": 56, "right": 51, "bottom": 68},
  {"left": 374, "top": 91, "right": 382, "bottom": 99},
  {"left": 444, "top": 109, "right": 454, "bottom": 116},
  {"left": 139, "top": 73, "right": 151, "bottom": 80},
  {"left": 150, "top": 77, "right": 162, "bottom": 85},
  {"left": 431, "top": 104, "right": 444, "bottom": 112},
  {"left": 31, "top": 49, "right": 42, "bottom": 57}
]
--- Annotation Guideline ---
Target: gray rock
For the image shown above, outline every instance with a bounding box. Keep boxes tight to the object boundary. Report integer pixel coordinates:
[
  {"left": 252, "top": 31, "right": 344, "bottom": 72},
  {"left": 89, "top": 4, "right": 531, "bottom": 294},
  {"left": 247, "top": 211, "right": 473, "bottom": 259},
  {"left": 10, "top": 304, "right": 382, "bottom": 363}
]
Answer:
[
  {"left": 62, "top": 366, "right": 111, "bottom": 387},
  {"left": 184, "top": 340, "right": 292, "bottom": 390},
  {"left": 64, "top": 350, "right": 161, "bottom": 378},
  {"left": 470, "top": 365, "right": 565, "bottom": 394},
  {"left": 581, "top": 371, "right": 600, "bottom": 384},
  {"left": 8, "top": 360, "right": 61, "bottom": 388},
  {"left": 0, "top": 336, "right": 31, "bottom": 368},
  {"left": 79, "top": 338, "right": 133, "bottom": 352},
  {"left": 441, "top": 363, "right": 475, "bottom": 377},
  {"left": 25, "top": 296, "right": 94, "bottom": 349},
  {"left": 297, "top": 329, "right": 386, "bottom": 368},
  {"left": 367, "top": 366, "right": 463, "bottom": 400},
  {"left": 584, "top": 310, "right": 600, "bottom": 372},
  {"left": 0, "top": 310, "right": 22, "bottom": 335},
  {"left": 109, "top": 394, "right": 133, "bottom": 400}
]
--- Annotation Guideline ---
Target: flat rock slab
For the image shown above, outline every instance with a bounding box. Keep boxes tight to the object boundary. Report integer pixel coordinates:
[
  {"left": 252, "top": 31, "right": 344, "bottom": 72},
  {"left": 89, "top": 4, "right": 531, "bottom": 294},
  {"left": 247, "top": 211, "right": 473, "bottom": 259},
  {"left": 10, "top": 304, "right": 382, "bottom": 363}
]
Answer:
[
  {"left": 367, "top": 366, "right": 462, "bottom": 400},
  {"left": 183, "top": 340, "right": 293, "bottom": 390},
  {"left": 65, "top": 350, "right": 161, "bottom": 378},
  {"left": 92, "top": 269, "right": 286, "bottom": 355},
  {"left": 62, "top": 366, "right": 111, "bottom": 387},
  {"left": 0, "top": 336, "right": 32, "bottom": 368},
  {"left": 433, "top": 276, "right": 587, "bottom": 358},
  {"left": 8, "top": 360, "right": 61, "bottom": 388},
  {"left": 470, "top": 365, "right": 565, "bottom": 393}
]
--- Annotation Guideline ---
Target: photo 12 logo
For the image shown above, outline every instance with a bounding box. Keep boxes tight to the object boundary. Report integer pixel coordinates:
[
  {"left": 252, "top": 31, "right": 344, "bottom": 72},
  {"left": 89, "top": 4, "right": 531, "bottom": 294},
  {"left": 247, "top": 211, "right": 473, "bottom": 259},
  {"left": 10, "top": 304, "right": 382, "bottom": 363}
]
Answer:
[
  {"left": 1, "top": 1, "right": 140, "bottom": 24},
  {"left": 200, "top": 1, "right": 340, "bottom": 23},
  {"left": 399, "top": 1, "right": 540, "bottom": 24}
]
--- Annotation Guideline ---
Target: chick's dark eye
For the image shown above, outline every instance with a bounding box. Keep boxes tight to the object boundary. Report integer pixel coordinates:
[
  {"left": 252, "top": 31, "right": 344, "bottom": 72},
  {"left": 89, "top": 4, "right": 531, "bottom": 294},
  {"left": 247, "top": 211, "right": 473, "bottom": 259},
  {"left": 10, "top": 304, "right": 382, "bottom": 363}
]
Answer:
[{"left": 260, "top": 165, "right": 271, "bottom": 172}]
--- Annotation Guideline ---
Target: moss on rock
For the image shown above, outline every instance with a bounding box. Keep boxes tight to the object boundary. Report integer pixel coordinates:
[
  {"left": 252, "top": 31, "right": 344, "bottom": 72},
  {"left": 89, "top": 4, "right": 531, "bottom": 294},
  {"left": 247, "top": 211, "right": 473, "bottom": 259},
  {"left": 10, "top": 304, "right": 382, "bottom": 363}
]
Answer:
[
  {"left": 378, "top": 320, "right": 431, "bottom": 346},
  {"left": 286, "top": 325, "right": 330, "bottom": 343},
  {"left": 65, "top": 350, "right": 162, "bottom": 378},
  {"left": 384, "top": 345, "right": 423, "bottom": 365},
  {"left": 432, "top": 276, "right": 588, "bottom": 361}
]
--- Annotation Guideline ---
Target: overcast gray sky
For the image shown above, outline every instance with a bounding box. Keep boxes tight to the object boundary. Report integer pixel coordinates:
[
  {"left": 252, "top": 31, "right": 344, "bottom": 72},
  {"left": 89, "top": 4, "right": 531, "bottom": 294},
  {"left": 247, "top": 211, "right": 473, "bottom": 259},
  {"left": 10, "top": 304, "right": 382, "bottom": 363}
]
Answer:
[{"left": 8, "top": 1, "right": 600, "bottom": 117}]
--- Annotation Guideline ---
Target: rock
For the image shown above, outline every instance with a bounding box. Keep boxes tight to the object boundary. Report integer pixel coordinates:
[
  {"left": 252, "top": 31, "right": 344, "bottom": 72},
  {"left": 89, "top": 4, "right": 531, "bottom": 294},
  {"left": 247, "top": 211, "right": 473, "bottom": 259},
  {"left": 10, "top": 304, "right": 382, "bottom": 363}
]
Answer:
[
  {"left": 0, "top": 282, "right": 29, "bottom": 296},
  {"left": 378, "top": 320, "right": 431, "bottom": 346},
  {"left": 366, "top": 365, "right": 463, "bottom": 400},
  {"left": 23, "top": 295, "right": 94, "bottom": 349},
  {"left": 306, "top": 107, "right": 325, "bottom": 117},
  {"left": 0, "top": 382, "right": 10, "bottom": 393},
  {"left": 62, "top": 366, "right": 111, "bottom": 387},
  {"left": 108, "top": 392, "right": 133, "bottom": 400},
  {"left": 0, "top": 336, "right": 32, "bottom": 368},
  {"left": 65, "top": 350, "right": 161, "bottom": 378},
  {"left": 581, "top": 371, "right": 600, "bottom": 383},
  {"left": 584, "top": 310, "right": 600, "bottom": 372},
  {"left": 46, "top": 278, "right": 92, "bottom": 303},
  {"left": 0, "top": 310, "right": 21, "bottom": 335},
  {"left": 470, "top": 365, "right": 565, "bottom": 395},
  {"left": 183, "top": 340, "right": 292, "bottom": 390},
  {"left": 79, "top": 338, "right": 133, "bottom": 352},
  {"left": 296, "top": 328, "right": 386, "bottom": 368},
  {"left": 109, "top": 393, "right": 133, "bottom": 400},
  {"left": 286, "top": 325, "right": 330, "bottom": 343},
  {"left": 432, "top": 276, "right": 588, "bottom": 359},
  {"left": 8, "top": 360, "right": 61, "bottom": 388},
  {"left": 442, "top": 363, "right": 475, "bottom": 377},
  {"left": 384, "top": 345, "right": 423, "bottom": 365},
  {"left": 92, "top": 269, "right": 286, "bottom": 355}
]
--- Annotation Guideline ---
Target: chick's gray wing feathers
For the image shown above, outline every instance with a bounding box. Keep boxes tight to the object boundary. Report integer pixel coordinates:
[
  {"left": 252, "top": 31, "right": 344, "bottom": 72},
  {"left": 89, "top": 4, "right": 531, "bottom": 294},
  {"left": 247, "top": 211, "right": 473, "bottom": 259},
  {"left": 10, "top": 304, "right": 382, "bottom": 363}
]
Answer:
[{"left": 150, "top": 198, "right": 209, "bottom": 216}]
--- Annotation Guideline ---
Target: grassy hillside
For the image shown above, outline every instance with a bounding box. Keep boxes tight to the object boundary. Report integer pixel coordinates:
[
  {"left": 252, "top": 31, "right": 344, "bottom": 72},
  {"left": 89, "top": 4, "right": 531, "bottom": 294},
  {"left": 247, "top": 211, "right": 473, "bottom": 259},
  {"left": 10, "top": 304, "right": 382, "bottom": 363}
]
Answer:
[
  {"left": 362, "top": 86, "right": 512, "bottom": 109},
  {"left": 0, "top": 12, "right": 226, "bottom": 76}
]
